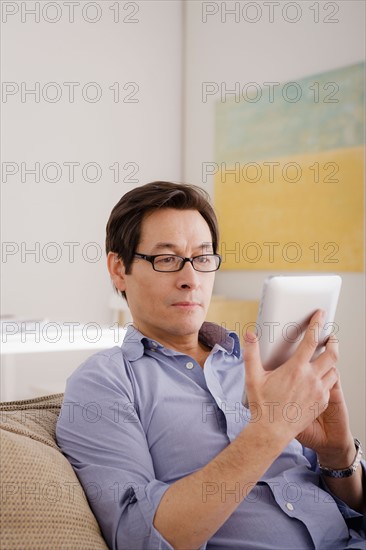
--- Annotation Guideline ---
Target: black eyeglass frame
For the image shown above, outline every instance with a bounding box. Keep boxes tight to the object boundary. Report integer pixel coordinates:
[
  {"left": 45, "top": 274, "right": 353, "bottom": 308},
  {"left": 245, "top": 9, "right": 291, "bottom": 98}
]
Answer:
[{"left": 134, "top": 252, "right": 222, "bottom": 272}]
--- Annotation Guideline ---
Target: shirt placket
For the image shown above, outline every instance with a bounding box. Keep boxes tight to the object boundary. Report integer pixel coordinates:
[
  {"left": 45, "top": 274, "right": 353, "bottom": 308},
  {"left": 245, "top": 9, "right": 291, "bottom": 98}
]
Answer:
[{"left": 204, "top": 350, "right": 248, "bottom": 442}]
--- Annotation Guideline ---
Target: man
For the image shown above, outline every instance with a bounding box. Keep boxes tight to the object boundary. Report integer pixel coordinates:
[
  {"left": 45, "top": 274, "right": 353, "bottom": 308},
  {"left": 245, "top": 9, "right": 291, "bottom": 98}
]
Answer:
[{"left": 56, "top": 181, "right": 365, "bottom": 550}]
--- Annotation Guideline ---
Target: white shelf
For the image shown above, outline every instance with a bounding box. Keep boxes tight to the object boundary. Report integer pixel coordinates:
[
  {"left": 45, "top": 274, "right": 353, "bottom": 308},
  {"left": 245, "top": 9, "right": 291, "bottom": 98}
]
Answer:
[
  {"left": 1, "top": 325, "right": 126, "bottom": 355},
  {"left": 0, "top": 325, "right": 127, "bottom": 402}
]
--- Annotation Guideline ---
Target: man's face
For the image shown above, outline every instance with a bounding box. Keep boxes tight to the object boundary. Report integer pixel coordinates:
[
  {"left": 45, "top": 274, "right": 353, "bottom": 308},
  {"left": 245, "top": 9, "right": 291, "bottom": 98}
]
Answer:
[{"left": 117, "top": 208, "right": 216, "bottom": 345}]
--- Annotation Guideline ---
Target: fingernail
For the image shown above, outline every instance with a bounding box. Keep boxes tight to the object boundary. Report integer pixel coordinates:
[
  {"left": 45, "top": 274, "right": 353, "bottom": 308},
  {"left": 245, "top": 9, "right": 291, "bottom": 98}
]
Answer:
[{"left": 244, "top": 331, "right": 257, "bottom": 343}]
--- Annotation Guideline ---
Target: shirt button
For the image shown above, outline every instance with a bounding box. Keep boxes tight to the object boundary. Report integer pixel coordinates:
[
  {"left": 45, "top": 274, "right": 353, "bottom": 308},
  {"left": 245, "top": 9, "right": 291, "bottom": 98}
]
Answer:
[
  {"left": 186, "top": 361, "right": 194, "bottom": 370},
  {"left": 286, "top": 502, "right": 294, "bottom": 511}
]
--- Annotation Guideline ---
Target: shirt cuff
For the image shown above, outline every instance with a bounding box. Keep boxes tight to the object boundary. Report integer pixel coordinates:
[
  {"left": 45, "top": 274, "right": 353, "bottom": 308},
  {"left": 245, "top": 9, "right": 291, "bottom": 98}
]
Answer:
[
  {"left": 319, "top": 459, "right": 366, "bottom": 536},
  {"left": 303, "top": 446, "right": 365, "bottom": 526},
  {"left": 139, "top": 479, "right": 175, "bottom": 549},
  {"left": 122, "top": 479, "right": 208, "bottom": 550}
]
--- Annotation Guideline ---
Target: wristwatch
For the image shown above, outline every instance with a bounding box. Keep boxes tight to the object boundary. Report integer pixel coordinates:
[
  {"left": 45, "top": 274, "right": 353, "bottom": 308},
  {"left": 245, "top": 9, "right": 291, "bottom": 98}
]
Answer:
[{"left": 318, "top": 438, "right": 363, "bottom": 478}]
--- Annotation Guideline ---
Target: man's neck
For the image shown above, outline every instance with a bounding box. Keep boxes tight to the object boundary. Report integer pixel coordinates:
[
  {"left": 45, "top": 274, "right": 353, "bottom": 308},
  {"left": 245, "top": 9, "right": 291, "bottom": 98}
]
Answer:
[{"left": 133, "top": 324, "right": 212, "bottom": 368}]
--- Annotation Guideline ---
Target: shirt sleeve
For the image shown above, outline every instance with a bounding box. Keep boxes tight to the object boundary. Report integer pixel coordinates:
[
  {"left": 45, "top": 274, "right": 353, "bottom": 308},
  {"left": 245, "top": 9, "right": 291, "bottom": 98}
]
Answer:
[
  {"left": 302, "top": 445, "right": 366, "bottom": 534},
  {"left": 56, "top": 350, "right": 175, "bottom": 550}
]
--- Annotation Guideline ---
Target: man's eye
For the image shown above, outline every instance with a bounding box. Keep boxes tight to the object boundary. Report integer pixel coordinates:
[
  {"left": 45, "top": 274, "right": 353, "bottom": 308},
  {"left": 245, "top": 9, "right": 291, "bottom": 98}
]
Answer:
[
  {"left": 196, "top": 255, "right": 210, "bottom": 263},
  {"left": 156, "top": 256, "right": 176, "bottom": 264}
]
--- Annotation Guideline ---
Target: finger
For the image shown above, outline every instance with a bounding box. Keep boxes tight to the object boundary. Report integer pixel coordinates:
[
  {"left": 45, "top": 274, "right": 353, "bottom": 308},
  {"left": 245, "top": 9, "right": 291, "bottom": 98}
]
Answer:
[
  {"left": 243, "top": 331, "right": 263, "bottom": 383},
  {"left": 320, "top": 366, "right": 339, "bottom": 392},
  {"left": 313, "top": 337, "right": 339, "bottom": 376},
  {"left": 309, "top": 369, "right": 339, "bottom": 415},
  {"left": 324, "top": 333, "right": 339, "bottom": 354},
  {"left": 326, "top": 330, "right": 339, "bottom": 344},
  {"left": 322, "top": 337, "right": 339, "bottom": 367},
  {"left": 294, "top": 309, "right": 325, "bottom": 364}
]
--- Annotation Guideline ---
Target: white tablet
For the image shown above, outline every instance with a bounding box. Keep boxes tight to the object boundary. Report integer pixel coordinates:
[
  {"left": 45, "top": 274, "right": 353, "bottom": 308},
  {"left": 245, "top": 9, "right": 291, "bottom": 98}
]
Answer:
[{"left": 257, "top": 275, "right": 342, "bottom": 371}]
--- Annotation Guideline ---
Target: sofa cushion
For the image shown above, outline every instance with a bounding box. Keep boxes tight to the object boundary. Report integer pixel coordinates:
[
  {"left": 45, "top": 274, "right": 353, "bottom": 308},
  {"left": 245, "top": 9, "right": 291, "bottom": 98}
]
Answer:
[{"left": 0, "top": 393, "right": 108, "bottom": 550}]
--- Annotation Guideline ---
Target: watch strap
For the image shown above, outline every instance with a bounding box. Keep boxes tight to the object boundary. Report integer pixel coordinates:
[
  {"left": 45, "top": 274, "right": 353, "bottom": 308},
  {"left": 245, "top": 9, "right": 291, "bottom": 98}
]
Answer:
[{"left": 318, "top": 438, "right": 363, "bottom": 478}]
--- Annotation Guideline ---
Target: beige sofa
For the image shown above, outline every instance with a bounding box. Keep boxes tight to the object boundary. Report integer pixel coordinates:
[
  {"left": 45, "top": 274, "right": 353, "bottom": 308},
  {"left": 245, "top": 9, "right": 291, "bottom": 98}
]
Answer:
[{"left": 0, "top": 394, "right": 108, "bottom": 550}]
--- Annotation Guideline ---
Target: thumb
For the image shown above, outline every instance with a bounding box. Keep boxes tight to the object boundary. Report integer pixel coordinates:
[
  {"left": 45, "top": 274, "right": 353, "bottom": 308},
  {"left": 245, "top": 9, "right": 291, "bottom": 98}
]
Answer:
[{"left": 243, "top": 330, "right": 263, "bottom": 384}]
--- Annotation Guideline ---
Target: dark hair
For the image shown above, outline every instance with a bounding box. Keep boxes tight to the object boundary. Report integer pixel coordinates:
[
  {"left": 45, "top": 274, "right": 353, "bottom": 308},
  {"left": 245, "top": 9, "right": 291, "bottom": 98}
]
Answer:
[{"left": 106, "top": 181, "right": 219, "bottom": 299}]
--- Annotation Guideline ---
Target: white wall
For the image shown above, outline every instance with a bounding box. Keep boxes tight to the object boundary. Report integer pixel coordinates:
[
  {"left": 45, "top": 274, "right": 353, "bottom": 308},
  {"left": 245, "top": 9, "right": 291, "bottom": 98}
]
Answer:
[
  {"left": 1, "top": 1, "right": 365, "bottom": 440},
  {"left": 183, "top": 0, "right": 365, "bottom": 438},
  {"left": 1, "top": 0, "right": 183, "bottom": 398},
  {"left": 2, "top": 0, "right": 183, "bottom": 323}
]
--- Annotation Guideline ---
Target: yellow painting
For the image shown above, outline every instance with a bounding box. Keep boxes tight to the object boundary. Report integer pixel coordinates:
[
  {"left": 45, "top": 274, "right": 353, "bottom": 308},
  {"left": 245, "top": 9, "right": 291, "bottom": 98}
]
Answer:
[{"left": 215, "top": 62, "right": 365, "bottom": 271}]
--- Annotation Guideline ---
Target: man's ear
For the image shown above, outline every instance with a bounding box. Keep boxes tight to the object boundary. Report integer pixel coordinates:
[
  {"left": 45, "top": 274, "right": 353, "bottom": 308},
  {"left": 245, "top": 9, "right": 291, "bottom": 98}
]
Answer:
[{"left": 107, "top": 252, "right": 127, "bottom": 292}]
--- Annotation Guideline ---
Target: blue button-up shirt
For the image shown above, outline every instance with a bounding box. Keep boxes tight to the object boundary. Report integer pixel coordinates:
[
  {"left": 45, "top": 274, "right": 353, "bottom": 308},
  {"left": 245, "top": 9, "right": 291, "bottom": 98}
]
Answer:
[{"left": 56, "top": 323, "right": 365, "bottom": 550}]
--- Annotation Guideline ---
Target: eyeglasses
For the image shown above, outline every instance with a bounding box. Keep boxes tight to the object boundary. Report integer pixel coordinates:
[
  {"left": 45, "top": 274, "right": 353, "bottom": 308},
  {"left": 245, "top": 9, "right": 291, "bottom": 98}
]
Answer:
[{"left": 134, "top": 253, "right": 222, "bottom": 272}]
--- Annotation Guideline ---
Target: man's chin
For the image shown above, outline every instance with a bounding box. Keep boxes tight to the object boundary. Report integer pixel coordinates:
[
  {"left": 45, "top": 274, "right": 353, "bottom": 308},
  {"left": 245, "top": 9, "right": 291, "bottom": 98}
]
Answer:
[{"left": 165, "top": 312, "right": 205, "bottom": 335}]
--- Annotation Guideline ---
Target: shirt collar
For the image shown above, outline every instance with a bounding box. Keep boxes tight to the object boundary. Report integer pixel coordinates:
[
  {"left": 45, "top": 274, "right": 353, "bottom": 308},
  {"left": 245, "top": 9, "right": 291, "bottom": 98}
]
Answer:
[
  {"left": 121, "top": 322, "right": 241, "bottom": 362},
  {"left": 199, "top": 322, "right": 241, "bottom": 357}
]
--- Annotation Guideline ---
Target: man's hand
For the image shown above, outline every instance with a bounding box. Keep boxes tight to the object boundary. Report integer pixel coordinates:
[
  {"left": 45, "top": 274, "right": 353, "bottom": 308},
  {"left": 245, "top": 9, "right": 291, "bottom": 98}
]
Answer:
[
  {"left": 296, "top": 375, "right": 355, "bottom": 466},
  {"left": 243, "top": 310, "right": 365, "bottom": 513},
  {"left": 243, "top": 310, "right": 341, "bottom": 448}
]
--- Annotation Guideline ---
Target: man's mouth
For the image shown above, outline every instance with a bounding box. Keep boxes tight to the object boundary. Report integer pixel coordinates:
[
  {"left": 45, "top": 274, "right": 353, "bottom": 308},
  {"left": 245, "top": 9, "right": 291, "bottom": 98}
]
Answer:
[{"left": 171, "top": 301, "right": 201, "bottom": 309}]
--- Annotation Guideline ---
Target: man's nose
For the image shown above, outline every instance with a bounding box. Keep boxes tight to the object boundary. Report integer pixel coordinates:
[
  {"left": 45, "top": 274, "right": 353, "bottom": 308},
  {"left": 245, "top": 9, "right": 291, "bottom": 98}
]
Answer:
[{"left": 176, "top": 260, "right": 200, "bottom": 289}]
